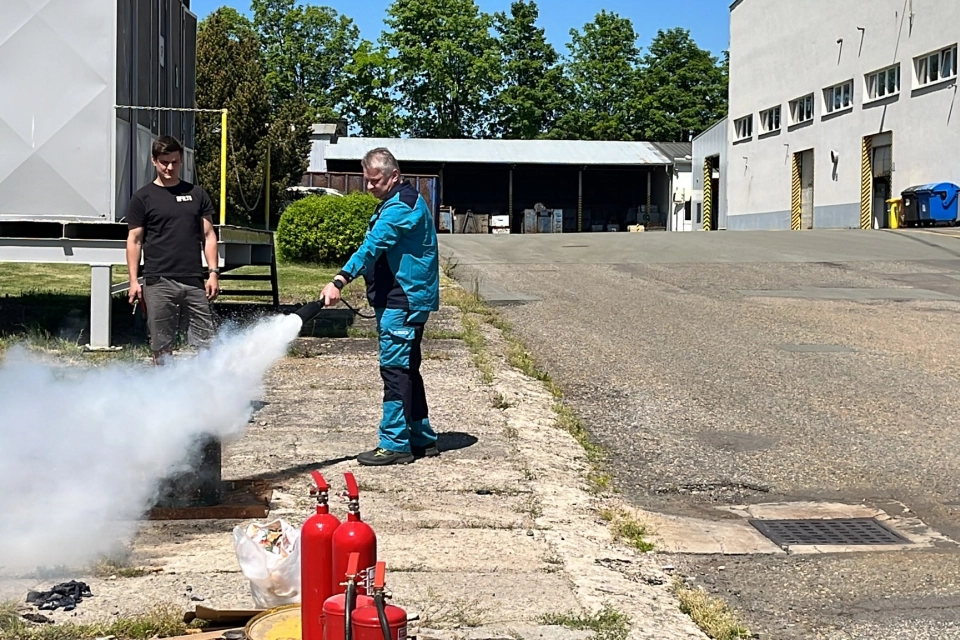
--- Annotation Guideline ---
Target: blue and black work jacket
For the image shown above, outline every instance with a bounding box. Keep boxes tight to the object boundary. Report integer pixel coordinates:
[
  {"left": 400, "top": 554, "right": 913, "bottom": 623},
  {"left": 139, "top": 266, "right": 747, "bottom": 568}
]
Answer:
[{"left": 339, "top": 181, "right": 440, "bottom": 312}]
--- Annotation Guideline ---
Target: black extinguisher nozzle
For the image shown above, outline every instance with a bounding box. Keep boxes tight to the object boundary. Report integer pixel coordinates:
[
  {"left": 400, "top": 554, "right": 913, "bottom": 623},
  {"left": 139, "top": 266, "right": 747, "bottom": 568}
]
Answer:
[{"left": 293, "top": 300, "right": 325, "bottom": 324}]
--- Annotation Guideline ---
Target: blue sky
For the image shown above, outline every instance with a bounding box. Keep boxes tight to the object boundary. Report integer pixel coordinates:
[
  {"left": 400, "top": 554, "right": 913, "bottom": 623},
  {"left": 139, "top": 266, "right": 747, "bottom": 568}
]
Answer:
[{"left": 189, "top": 0, "right": 731, "bottom": 58}]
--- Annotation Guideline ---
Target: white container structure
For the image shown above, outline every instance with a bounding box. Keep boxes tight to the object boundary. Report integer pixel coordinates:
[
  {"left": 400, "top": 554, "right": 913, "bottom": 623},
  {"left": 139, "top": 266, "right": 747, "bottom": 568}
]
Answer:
[{"left": 0, "top": 0, "right": 276, "bottom": 348}]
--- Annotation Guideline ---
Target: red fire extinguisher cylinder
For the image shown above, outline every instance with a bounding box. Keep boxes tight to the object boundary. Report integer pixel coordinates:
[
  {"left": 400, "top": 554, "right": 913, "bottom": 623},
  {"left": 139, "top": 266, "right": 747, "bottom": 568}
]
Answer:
[
  {"left": 352, "top": 562, "right": 407, "bottom": 640},
  {"left": 323, "top": 553, "right": 372, "bottom": 640},
  {"left": 302, "top": 471, "right": 342, "bottom": 640},
  {"left": 331, "top": 472, "right": 377, "bottom": 596}
]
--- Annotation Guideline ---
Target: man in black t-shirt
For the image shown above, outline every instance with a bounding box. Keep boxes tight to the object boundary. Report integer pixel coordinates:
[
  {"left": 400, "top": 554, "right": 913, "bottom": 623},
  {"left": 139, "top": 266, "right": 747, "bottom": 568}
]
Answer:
[{"left": 126, "top": 136, "right": 220, "bottom": 363}]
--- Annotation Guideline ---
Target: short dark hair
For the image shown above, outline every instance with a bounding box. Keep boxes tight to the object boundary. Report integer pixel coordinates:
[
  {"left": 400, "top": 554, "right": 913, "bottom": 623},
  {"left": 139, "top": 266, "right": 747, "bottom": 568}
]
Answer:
[{"left": 152, "top": 136, "right": 183, "bottom": 159}]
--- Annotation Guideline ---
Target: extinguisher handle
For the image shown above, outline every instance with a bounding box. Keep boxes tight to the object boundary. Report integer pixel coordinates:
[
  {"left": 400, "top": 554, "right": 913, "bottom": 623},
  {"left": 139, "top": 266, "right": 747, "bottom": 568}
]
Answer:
[
  {"left": 373, "top": 561, "right": 386, "bottom": 590},
  {"left": 344, "top": 472, "right": 360, "bottom": 500},
  {"left": 346, "top": 551, "right": 360, "bottom": 578},
  {"left": 310, "top": 470, "right": 329, "bottom": 493}
]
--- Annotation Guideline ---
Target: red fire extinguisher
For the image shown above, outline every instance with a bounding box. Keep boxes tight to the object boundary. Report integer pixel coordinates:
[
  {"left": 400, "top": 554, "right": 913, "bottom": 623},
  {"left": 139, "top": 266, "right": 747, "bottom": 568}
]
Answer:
[
  {"left": 352, "top": 562, "right": 407, "bottom": 640},
  {"left": 323, "top": 552, "right": 373, "bottom": 640},
  {"left": 302, "top": 471, "right": 342, "bottom": 640},
  {"left": 331, "top": 472, "right": 377, "bottom": 596}
]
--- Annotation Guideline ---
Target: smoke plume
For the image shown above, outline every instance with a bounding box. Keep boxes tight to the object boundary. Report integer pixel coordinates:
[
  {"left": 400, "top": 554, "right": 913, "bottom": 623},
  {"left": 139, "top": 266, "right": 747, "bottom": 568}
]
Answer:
[{"left": 0, "top": 314, "right": 303, "bottom": 574}]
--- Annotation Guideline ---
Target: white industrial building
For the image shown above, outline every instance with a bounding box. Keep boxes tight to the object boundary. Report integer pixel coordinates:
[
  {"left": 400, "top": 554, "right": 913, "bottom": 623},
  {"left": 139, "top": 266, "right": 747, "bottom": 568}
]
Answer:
[{"left": 693, "top": 0, "right": 960, "bottom": 231}]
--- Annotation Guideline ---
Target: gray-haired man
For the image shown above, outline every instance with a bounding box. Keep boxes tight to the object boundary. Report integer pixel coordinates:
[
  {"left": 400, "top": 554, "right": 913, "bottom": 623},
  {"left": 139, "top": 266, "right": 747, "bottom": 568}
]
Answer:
[{"left": 321, "top": 148, "right": 441, "bottom": 466}]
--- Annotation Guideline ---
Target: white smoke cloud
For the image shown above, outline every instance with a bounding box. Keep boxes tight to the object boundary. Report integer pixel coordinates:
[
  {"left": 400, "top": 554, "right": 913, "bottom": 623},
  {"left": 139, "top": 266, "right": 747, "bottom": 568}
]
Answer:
[{"left": 0, "top": 314, "right": 303, "bottom": 574}]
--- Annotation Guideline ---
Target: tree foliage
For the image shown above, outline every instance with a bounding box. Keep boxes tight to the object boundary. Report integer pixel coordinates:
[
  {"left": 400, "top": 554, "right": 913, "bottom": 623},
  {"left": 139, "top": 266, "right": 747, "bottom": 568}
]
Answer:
[
  {"left": 195, "top": 1, "right": 731, "bottom": 199},
  {"left": 638, "top": 28, "right": 728, "bottom": 142},
  {"left": 252, "top": 0, "right": 359, "bottom": 120},
  {"left": 555, "top": 11, "right": 643, "bottom": 140},
  {"left": 196, "top": 7, "right": 311, "bottom": 227},
  {"left": 341, "top": 40, "right": 402, "bottom": 137},
  {"left": 491, "top": 1, "right": 567, "bottom": 139},
  {"left": 383, "top": 0, "right": 501, "bottom": 138}
]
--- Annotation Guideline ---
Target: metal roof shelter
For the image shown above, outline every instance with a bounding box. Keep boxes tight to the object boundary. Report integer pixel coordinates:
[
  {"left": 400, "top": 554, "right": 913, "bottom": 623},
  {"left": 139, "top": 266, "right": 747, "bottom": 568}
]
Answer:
[
  {"left": 316, "top": 137, "right": 679, "bottom": 234},
  {"left": 652, "top": 142, "right": 693, "bottom": 163},
  {"left": 321, "top": 138, "right": 673, "bottom": 167}
]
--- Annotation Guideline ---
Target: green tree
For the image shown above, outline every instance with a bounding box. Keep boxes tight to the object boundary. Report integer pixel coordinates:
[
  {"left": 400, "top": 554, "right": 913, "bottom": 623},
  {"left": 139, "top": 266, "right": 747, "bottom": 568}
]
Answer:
[
  {"left": 553, "top": 11, "right": 643, "bottom": 140},
  {"left": 383, "top": 0, "right": 500, "bottom": 138},
  {"left": 638, "top": 28, "right": 728, "bottom": 141},
  {"left": 341, "top": 40, "right": 402, "bottom": 137},
  {"left": 196, "top": 8, "right": 311, "bottom": 227},
  {"left": 491, "top": 0, "right": 568, "bottom": 139},
  {"left": 252, "top": 0, "right": 359, "bottom": 119}
]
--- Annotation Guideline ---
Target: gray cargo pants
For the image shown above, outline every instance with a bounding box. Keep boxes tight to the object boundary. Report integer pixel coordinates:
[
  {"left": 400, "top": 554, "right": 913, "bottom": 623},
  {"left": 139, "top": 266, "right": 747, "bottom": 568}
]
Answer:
[{"left": 142, "top": 277, "right": 215, "bottom": 354}]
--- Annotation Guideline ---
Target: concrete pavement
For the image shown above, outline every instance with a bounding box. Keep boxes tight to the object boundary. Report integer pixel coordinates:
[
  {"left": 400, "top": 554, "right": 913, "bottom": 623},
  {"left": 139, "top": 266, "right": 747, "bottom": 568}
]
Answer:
[
  {"left": 1, "top": 302, "right": 706, "bottom": 640},
  {"left": 442, "top": 229, "right": 960, "bottom": 639}
]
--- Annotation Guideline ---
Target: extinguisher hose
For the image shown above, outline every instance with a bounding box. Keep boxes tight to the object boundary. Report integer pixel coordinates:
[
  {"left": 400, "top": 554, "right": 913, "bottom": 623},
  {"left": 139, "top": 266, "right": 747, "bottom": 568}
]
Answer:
[
  {"left": 375, "top": 592, "right": 390, "bottom": 640},
  {"left": 345, "top": 580, "right": 356, "bottom": 640}
]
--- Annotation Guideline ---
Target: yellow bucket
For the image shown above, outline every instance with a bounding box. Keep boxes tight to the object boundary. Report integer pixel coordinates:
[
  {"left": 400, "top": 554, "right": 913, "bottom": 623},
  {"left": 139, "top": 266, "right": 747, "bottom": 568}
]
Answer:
[{"left": 244, "top": 603, "right": 301, "bottom": 640}]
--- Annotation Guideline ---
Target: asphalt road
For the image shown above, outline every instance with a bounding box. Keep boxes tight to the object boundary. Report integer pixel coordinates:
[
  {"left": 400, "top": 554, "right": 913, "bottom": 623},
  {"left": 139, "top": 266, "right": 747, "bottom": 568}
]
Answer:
[{"left": 442, "top": 229, "right": 960, "bottom": 640}]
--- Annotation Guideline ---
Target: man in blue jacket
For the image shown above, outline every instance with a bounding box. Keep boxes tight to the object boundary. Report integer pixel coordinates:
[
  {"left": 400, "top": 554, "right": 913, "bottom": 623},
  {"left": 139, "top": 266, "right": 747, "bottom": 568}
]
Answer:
[{"left": 321, "top": 148, "right": 441, "bottom": 466}]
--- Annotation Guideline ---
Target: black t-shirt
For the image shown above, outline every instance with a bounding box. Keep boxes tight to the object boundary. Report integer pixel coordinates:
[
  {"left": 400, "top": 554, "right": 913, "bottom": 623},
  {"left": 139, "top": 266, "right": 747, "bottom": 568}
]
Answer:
[{"left": 126, "top": 181, "right": 214, "bottom": 283}]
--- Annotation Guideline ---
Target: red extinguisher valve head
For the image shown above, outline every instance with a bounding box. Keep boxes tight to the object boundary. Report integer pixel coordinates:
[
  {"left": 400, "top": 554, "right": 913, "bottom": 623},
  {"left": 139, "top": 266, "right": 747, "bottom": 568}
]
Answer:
[
  {"left": 344, "top": 472, "right": 360, "bottom": 500},
  {"left": 311, "top": 470, "right": 330, "bottom": 493},
  {"left": 310, "top": 471, "right": 330, "bottom": 507}
]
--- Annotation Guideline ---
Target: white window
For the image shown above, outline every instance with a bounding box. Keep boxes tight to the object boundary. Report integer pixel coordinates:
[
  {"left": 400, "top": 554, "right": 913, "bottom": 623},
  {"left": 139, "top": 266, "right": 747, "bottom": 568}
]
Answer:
[
  {"left": 789, "top": 94, "right": 815, "bottom": 125},
  {"left": 824, "top": 80, "right": 854, "bottom": 114},
  {"left": 866, "top": 64, "right": 901, "bottom": 100},
  {"left": 734, "top": 115, "right": 753, "bottom": 140},
  {"left": 760, "top": 106, "right": 781, "bottom": 133},
  {"left": 915, "top": 45, "right": 958, "bottom": 87}
]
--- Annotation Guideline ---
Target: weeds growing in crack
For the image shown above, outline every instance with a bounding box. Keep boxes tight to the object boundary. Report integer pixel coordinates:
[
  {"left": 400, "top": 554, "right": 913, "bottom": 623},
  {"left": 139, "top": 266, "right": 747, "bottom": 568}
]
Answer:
[
  {"left": 671, "top": 580, "right": 752, "bottom": 640},
  {"left": 0, "top": 601, "right": 200, "bottom": 640},
  {"left": 515, "top": 495, "right": 543, "bottom": 519},
  {"left": 541, "top": 605, "right": 631, "bottom": 640},
  {"left": 597, "top": 507, "right": 654, "bottom": 552},
  {"left": 441, "top": 275, "right": 613, "bottom": 494},
  {"left": 419, "top": 591, "right": 487, "bottom": 629},
  {"left": 91, "top": 554, "right": 151, "bottom": 578},
  {"left": 492, "top": 391, "right": 513, "bottom": 409}
]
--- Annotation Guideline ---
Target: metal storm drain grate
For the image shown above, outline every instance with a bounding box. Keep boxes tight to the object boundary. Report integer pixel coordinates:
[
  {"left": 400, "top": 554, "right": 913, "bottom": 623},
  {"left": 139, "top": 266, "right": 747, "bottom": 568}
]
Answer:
[{"left": 749, "top": 518, "right": 912, "bottom": 546}]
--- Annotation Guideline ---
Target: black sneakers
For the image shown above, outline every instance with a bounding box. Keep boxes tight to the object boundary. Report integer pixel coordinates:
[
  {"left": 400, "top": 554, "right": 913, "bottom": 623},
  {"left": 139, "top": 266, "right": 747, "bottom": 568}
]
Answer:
[
  {"left": 357, "top": 448, "right": 415, "bottom": 466},
  {"left": 412, "top": 444, "right": 440, "bottom": 459},
  {"left": 356, "top": 445, "right": 440, "bottom": 465}
]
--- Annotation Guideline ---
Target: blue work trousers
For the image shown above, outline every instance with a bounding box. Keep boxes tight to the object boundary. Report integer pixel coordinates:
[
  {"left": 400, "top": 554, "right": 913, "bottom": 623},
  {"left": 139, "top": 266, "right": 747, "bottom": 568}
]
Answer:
[{"left": 376, "top": 308, "right": 437, "bottom": 452}]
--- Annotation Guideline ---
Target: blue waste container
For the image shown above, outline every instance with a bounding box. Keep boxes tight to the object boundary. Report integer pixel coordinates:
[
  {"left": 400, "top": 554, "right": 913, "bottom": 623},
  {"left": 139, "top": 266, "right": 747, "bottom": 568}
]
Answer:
[{"left": 901, "top": 183, "right": 960, "bottom": 226}]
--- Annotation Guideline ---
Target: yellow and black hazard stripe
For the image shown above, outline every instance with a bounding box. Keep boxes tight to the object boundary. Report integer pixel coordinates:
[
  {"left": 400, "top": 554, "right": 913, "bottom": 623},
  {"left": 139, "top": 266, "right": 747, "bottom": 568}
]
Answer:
[
  {"left": 791, "top": 153, "right": 802, "bottom": 231},
  {"left": 861, "top": 137, "right": 873, "bottom": 230},
  {"left": 703, "top": 158, "right": 712, "bottom": 231}
]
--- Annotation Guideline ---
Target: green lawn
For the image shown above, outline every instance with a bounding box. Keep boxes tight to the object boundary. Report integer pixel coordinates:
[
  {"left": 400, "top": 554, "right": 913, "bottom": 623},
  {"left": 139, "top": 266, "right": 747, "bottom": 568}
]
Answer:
[
  {"left": 0, "top": 262, "right": 365, "bottom": 349},
  {"left": 220, "top": 263, "right": 339, "bottom": 303},
  {"left": 0, "top": 262, "right": 343, "bottom": 304},
  {"left": 0, "top": 263, "right": 130, "bottom": 296}
]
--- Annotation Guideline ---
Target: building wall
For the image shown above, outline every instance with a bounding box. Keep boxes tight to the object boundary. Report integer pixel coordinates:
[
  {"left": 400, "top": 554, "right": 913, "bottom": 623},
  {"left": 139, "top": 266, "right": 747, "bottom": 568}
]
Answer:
[
  {"left": 727, "top": 0, "right": 960, "bottom": 229},
  {"left": 0, "top": 0, "right": 197, "bottom": 221},
  {"left": 116, "top": 0, "right": 198, "bottom": 220},
  {"left": 693, "top": 118, "right": 729, "bottom": 229}
]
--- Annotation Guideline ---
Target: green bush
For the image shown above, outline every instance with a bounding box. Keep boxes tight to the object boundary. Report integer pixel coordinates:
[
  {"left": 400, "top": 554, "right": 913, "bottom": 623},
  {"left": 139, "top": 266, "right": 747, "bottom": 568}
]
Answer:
[{"left": 276, "top": 192, "right": 379, "bottom": 264}]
